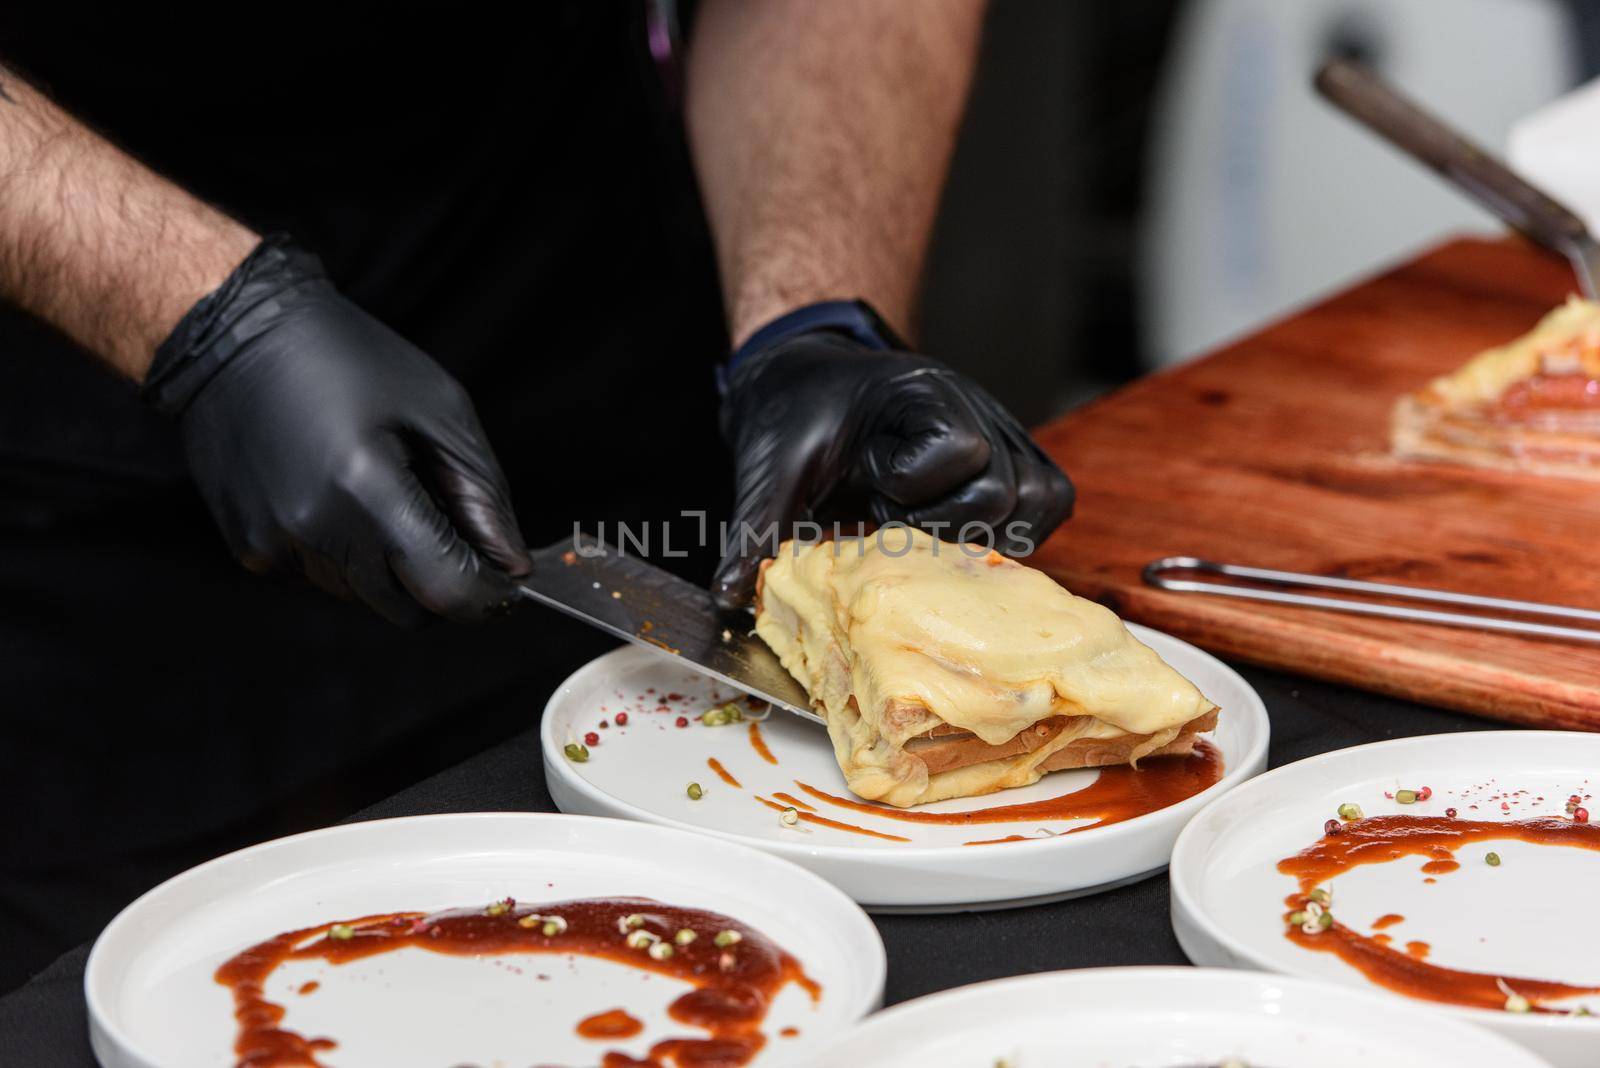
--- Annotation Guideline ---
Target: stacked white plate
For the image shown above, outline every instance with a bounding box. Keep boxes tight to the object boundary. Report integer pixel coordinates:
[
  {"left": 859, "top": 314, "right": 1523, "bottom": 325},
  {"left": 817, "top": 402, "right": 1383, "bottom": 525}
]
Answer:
[{"left": 819, "top": 966, "right": 1554, "bottom": 1066}]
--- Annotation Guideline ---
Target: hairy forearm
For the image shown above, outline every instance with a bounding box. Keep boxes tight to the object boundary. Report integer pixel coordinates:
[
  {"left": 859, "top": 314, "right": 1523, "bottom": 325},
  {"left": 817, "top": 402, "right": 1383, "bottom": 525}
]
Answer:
[
  {"left": 0, "top": 65, "right": 258, "bottom": 380},
  {"left": 686, "top": 0, "right": 985, "bottom": 347}
]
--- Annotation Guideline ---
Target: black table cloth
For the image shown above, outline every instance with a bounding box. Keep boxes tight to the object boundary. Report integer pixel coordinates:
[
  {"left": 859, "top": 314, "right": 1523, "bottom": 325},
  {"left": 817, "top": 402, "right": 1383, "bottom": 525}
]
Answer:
[{"left": 0, "top": 661, "right": 1489, "bottom": 1066}]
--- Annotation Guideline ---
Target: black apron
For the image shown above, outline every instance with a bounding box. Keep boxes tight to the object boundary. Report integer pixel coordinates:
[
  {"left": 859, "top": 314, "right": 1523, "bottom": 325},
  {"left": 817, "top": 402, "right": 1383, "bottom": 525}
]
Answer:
[{"left": 0, "top": 2, "right": 730, "bottom": 987}]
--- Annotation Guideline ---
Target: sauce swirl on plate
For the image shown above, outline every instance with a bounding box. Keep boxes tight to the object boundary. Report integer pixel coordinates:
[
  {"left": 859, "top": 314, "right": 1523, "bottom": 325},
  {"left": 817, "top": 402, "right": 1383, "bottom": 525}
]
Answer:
[
  {"left": 578, "top": 1008, "right": 645, "bottom": 1039},
  {"left": 747, "top": 722, "right": 778, "bottom": 765},
  {"left": 1278, "top": 816, "right": 1600, "bottom": 1012},
  {"left": 793, "top": 739, "right": 1224, "bottom": 836},
  {"left": 214, "top": 896, "right": 818, "bottom": 1067},
  {"left": 706, "top": 757, "right": 742, "bottom": 788}
]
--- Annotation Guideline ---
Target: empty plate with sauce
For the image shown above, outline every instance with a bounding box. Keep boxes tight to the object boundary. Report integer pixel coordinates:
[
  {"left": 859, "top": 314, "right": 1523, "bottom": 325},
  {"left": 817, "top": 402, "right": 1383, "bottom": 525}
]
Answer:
[
  {"left": 1171, "top": 731, "right": 1600, "bottom": 1068},
  {"left": 542, "top": 626, "right": 1269, "bottom": 911},
  {"left": 85, "top": 812, "right": 883, "bottom": 1068}
]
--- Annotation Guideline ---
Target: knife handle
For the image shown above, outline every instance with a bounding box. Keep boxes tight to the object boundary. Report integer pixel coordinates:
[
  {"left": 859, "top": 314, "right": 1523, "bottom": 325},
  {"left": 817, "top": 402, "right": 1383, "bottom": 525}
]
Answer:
[{"left": 1315, "top": 58, "right": 1592, "bottom": 255}]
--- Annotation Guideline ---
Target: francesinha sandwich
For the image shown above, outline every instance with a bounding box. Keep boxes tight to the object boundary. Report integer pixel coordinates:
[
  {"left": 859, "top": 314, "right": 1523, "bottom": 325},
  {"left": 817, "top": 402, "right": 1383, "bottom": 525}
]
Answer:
[{"left": 753, "top": 529, "right": 1219, "bottom": 807}]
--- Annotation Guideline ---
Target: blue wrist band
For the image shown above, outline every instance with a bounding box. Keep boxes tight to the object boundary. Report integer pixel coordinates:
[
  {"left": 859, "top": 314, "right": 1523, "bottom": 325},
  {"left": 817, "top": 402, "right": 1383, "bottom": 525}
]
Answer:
[{"left": 718, "top": 300, "right": 900, "bottom": 393}]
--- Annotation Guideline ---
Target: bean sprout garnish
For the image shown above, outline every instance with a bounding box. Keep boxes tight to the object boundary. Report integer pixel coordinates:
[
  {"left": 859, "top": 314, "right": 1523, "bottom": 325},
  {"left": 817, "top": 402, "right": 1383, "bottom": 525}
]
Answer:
[{"left": 1498, "top": 978, "right": 1532, "bottom": 1013}]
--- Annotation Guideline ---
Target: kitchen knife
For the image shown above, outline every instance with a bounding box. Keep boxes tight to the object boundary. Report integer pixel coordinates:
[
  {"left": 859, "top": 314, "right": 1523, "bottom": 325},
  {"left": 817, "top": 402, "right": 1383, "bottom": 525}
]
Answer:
[
  {"left": 517, "top": 534, "right": 823, "bottom": 725},
  {"left": 1316, "top": 58, "right": 1600, "bottom": 300}
]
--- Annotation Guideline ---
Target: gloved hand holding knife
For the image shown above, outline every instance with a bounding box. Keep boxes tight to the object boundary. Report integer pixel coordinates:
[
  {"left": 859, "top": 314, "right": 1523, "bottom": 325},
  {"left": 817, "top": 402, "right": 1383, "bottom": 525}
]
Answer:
[
  {"left": 146, "top": 237, "right": 531, "bottom": 628},
  {"left": 0, "top": 70, "right": 528, "bottom": 629}
]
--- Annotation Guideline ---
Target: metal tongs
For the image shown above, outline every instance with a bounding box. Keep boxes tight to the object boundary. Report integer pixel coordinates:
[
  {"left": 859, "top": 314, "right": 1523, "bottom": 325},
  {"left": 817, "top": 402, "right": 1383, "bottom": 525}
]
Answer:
[{"left": 1143, "top": 557, "right": 1600, "bottom": 644}]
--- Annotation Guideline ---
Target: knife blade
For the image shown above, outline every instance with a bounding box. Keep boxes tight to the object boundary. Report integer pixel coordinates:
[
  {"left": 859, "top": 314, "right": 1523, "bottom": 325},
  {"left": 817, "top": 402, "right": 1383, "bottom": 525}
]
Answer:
[{"left": 517, "top": 533, "right": 822, "bottom": 725}]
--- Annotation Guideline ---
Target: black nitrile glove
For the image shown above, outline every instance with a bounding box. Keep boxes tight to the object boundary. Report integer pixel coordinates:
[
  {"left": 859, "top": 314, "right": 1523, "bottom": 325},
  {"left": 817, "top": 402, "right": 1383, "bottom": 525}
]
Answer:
[
  {"left": 144, "top": 236, "right": 529, "bottom": 627},
  {"left": 713, "top": 302, "right": 1074, "bottom": 609}
]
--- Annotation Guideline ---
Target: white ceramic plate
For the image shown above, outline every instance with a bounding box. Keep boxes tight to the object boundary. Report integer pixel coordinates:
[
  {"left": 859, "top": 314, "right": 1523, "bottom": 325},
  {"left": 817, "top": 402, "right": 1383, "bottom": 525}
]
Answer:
[
  {"left": 85, "top": 813, "right": 883, "bottom": 1068},
  {"left": 1171, "top": 731, "right": 1600, "bottom": 1068},
  {"left": 818, "top": 966, "right": 1553, "bottom": 1067},
  {"left": 543, "top": 625, "right": 1269, "bottom": 910}
]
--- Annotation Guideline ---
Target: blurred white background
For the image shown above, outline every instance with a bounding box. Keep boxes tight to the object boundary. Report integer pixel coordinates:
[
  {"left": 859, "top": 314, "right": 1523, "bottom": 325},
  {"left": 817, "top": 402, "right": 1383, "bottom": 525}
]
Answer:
[
  {"left": 1145, "top": 0, "right": 1577, "bottom": 366},
  {"left": 921, "top": 0, "right": 1589, "bottom": 421}
]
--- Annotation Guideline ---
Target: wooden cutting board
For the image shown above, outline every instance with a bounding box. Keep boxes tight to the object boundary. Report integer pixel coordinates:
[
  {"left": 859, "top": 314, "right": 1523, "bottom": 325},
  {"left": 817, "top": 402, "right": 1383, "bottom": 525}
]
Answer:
[{"left": 1030, "top": 236, "right": 1600, "bottom": 730}]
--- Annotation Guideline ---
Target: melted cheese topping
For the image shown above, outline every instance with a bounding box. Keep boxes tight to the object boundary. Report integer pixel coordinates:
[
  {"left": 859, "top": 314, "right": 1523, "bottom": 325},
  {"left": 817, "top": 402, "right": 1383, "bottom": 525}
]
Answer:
[
  {"left": 1419, "top": 296, "right": 1600, "bottom": 407},
  {"left": 754, "top": 529, "right": 1216, "bottom": 806}
]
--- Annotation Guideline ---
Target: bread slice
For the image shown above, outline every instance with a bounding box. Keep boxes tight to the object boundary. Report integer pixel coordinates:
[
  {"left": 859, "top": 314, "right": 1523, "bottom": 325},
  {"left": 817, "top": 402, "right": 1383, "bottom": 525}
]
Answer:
[{"left": 905, "top": 707, "right": 1220, "bottom": 778}]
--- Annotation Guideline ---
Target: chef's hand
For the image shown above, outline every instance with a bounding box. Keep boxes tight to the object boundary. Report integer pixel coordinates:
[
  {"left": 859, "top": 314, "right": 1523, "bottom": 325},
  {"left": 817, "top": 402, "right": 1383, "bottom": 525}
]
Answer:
[
  {"left": 143, "top": 236, "right": 530, "bottom": 626},
  {"left": 713, "top": 305, "right": 1074, "bottom": 609}
]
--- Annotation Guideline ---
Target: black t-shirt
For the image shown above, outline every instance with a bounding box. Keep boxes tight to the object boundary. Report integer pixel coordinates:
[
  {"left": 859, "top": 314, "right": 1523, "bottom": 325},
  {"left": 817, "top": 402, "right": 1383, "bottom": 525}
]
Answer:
[
  {"left": 0, "top": 5, "right": 735, "bottom": 892},
  {"left": 0, "top": 2, "right": 731, "bottom": 544}
]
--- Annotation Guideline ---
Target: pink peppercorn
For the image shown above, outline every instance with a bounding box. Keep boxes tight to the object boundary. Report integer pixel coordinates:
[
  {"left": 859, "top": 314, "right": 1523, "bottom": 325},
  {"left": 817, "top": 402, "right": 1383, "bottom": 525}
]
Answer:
[
  {"left": 675, "top": 716, "right": 689, "bottom": 728},
  {"left": 615, "top": 712, "right": 629, "bottom": 726},
  {"left": 1577, "top": 808, "right": 1590, "bottom": 823},
  {"left": 1323, "top": 819, "right": 1341, "bottom": 836},
  {"left": 1445, "top": 807, "right": 1458, "bottom": 818},
  {"left": 584, "top": 731, "right": 599, "bottom": 746}
]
